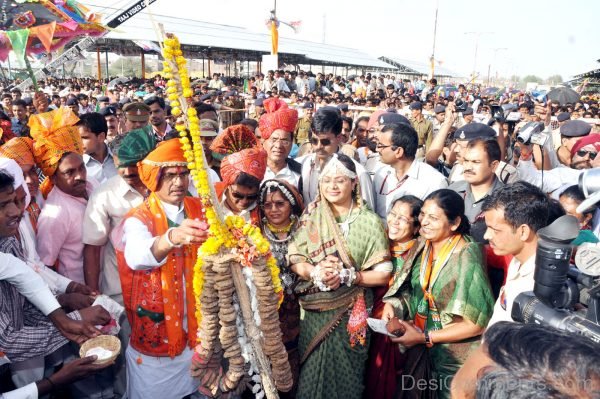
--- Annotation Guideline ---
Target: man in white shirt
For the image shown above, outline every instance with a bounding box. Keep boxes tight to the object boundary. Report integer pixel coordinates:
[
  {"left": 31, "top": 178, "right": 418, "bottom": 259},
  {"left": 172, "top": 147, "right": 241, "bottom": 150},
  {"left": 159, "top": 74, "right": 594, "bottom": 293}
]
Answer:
[
  {"left": 275, "top": 70, "right": 290, "bottom": 93},
  {"left": 483, "top": 181, "right": 550, "bottom": 326},
  {"left": 296, "top": 107, "right": 374, "bottom": 209},
  {"left": 373, "top": 122, "right": 447, "bottom": 220},
  {"left": 259, "top": 98, "right": 302, "bottom": 188},
  {"left": 119, "top": 139, "right": 208, "bottom": 399},
  {"left": 76, "top": 113, "right": 117, "bottom": 185}
]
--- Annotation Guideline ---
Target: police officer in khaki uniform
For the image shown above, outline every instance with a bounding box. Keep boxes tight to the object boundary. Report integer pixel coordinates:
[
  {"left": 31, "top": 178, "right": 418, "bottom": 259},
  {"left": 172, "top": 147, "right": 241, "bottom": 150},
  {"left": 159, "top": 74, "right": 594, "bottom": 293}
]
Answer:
[{"left": 294, "top": 102, "right": 313, "bottom": 145}]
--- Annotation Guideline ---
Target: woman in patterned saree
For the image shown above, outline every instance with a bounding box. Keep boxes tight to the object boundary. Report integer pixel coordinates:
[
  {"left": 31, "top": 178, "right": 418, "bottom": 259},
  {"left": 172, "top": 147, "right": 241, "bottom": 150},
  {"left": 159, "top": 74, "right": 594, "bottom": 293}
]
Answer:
[
  {"left": 382, "top": 189, "right": 494, "bottom": 399},
  {"left": 258, "top": 178, "right": 305, "bottom": 397},
  {"left": 288, "top": 154, "right": 392, "bottom": 399},
  {"left": 365, "top": 195, "right": 423, "bottom": 399}
]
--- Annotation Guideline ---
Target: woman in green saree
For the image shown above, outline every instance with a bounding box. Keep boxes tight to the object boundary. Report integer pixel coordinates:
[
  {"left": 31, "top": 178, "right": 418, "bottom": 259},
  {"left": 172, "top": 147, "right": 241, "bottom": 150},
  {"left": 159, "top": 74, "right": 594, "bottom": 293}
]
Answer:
[
  {"left": 382, "top": 189, "right": 494, "bottom": 399},
  {"left": 288, "top": 154, "right": 392, "bottom": 399}
]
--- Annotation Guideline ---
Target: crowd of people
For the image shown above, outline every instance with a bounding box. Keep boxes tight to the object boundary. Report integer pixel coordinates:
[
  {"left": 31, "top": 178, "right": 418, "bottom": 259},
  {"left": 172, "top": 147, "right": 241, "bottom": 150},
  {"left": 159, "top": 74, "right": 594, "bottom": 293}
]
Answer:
[{"left": 0, "top": 70, "right": 599, "bottom": 399}]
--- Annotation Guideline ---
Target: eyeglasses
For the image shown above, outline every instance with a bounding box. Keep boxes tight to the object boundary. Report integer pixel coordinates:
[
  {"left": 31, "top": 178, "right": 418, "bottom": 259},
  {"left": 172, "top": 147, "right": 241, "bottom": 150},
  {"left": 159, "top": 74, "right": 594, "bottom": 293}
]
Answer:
[
  {"left": 310, "top": 137, "right": 332, "bottom": 146},
  {"left": 230, "top": 189, "right": 259, "bottom": 201},
  {"left": 269, "top": 137, "right": 292, "bottom": 145},
  {"left": 376, "top": 143, "right": 397, "bottom": 151},
  {"left": 576, "top": 150, "right": 597, "bottom": 160},
  {"left": 162, "top": 170, "right": 190, "bottom": 183},
  {"left": 261, "top": 200, "right": 288, "bottom": 210},
  {"left": 388, "top": 213, "right": 413, "bottom": 225}
]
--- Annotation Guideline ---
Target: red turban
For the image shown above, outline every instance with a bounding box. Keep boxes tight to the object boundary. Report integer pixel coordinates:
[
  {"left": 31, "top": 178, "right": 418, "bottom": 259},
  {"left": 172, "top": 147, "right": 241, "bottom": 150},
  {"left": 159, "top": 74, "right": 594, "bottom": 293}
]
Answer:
[
  {"left": 138, "top": 138, "right": 187, "bottom": 192},
  {"left": 220, "top": 148, "right": 267, "bottom": 186},
  {"left": 571, "top": 134, "right": 600, "bottom": 157},
  {"left": 210, "top": 124, "right": 258, "bottom": 156},
  {"left": 259, "top": 98, "right": 298, "bottom": 140}
]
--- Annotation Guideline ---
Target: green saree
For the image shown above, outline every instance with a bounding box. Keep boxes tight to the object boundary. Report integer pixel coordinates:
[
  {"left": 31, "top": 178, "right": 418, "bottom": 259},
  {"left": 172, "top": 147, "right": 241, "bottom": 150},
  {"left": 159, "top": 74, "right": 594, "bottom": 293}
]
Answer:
[
  {"left": 288, "top": 197, "right": 391, "bottom": 399},
  {"left": 383, "top": 237, "right": 494, "bottom": 399}
]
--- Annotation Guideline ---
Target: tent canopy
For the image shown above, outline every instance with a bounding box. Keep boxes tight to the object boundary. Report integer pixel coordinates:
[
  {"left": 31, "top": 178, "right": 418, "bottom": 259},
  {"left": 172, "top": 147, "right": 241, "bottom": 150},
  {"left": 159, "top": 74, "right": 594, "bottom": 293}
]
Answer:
[{"left": 92, "top": 12, "right": 390, "bottom": 69}]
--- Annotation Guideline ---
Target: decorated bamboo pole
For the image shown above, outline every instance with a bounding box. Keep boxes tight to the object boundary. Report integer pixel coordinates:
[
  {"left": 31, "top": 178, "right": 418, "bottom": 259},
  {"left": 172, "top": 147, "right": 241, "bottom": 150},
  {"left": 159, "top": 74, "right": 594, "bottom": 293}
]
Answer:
[
  {"left": 229, "top": 257, "right": 279, "bottom": 398},
  {"left": 160, "top": 30, "right": 291, "bottom": 398}
]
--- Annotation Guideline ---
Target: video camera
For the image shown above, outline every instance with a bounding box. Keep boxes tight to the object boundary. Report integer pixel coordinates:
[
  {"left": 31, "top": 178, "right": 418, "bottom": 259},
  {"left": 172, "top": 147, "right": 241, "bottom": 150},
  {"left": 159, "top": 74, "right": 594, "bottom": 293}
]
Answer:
[
  {"left": 454, "top": 99, "right": 468, "bottom": 113},
  {"left": 512, "top": 171, "right": 600, "bottom": 344},
  {"left": 516, "top": 121, "right": 547, "bottom": 146}
]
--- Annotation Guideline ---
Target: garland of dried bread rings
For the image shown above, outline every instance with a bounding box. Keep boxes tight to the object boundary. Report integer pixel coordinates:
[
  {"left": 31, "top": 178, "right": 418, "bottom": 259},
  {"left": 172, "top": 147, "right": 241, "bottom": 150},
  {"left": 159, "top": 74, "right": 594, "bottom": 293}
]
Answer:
[{"left": 162, "top": 32, "right": 292, "bottom": 397}]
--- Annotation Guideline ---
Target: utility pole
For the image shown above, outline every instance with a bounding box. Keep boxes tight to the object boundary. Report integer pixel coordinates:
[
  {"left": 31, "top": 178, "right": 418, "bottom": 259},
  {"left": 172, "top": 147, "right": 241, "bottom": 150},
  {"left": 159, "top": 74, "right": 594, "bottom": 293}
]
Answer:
[
  {"left": 488, "top": 47, "right": 507, "bottom": 86},
  {"left": 464, "top": 31, "right": 493, "bottom": 83},
  {"left": 429, "top": 0, "right": 439, "bottom": 80}
]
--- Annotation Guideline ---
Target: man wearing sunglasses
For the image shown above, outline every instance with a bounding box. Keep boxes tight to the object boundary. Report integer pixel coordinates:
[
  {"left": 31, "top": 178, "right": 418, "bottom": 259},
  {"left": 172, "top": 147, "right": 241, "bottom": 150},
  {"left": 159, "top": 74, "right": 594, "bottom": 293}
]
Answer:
[
  {"left": 516, "top": 132, "right": 598, "bottom": 195},
  {"left": 296, "top": 107, "right": 375, "bottom": 209},
  {"left": 557, "top": 119, "right": 592, "bottom": 167}
]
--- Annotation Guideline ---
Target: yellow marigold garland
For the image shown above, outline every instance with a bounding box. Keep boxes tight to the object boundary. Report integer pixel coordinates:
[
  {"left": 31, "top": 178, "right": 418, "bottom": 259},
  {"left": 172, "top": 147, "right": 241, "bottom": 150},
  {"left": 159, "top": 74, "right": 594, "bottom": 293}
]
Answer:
[{"left": 161, "top": 34, "right": 284, "bottom": 327}]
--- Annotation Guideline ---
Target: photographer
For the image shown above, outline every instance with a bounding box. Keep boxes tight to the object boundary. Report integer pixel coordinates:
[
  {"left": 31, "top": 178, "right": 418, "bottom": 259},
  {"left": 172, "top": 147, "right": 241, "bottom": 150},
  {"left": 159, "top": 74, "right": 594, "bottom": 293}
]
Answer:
[
  {"left": 482, "top": 181, "right": 549, "bottom": 326},
  {"left": 451, "top": 322, "right": 600, "bottom": 399}
]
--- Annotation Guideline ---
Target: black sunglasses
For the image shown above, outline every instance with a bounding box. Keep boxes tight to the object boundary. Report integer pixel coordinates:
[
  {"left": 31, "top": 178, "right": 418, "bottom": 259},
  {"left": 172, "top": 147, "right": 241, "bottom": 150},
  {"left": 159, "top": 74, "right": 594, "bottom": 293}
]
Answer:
[
  {"left": 230, "top": 190, "right": 259, "bottom": 201},
  {"left": 310, "top": 137, "right": 332, "bottom": 146},
  {"left": 576, "top": 150, "right": 597, "bottom": 160}
]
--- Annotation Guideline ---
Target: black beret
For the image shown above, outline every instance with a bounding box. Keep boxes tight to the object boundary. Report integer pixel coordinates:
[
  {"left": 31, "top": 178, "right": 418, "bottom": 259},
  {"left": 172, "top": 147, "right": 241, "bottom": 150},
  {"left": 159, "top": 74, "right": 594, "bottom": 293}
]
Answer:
[
  {"left": 200, "top": 93, "right": 213, "bottom": 102},
  {"left": 99, "top": 106, "right": 117, "bottom": 117},
  {"left": 409, "top": 101, "right": 422, "bottom": 110},
  {"left": 254, "top": 98, "right": 264, "bottom": 107},
  {"left": 337, "top": 103, "right": 349, "bottom": 112},
  {"left": 434, "top": 105, "right": 446, "bottom": 114},
  {"left": 379, "top": 112, "right": 410, "bottom": 126},
  {"left": 454, "top": 123, "right": 496, "bottom": 141},
  {"left": 556, "top": 112, "right": 571, "bottom": 122},
  {"left": 560, "top": 120, "right": 591, "bottom": 138},
  {"left": 303, "top": 102, "right": 314, "bottom": 109},
  {"left": 66, "top": 97, "right": 78, "bottom": 106},
  {"left": 97, "top": 96, "right": 110, "bottom": 102},
  {"left": 463, "top": 107, "right": 474, "bottom": 116}
]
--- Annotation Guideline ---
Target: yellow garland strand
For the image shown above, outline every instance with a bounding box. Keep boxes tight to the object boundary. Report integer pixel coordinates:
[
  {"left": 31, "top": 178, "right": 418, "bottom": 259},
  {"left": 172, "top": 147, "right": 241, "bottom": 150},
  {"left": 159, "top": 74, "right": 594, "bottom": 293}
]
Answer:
[{"left": 161, "top": 34, "right": 284, "bottom": 327}]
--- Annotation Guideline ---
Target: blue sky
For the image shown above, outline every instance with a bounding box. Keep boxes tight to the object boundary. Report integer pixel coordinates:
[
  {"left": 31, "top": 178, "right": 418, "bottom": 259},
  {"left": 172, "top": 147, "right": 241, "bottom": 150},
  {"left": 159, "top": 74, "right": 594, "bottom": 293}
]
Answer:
[{"left": 94, "top": 0, "right": 600, "bottom": 80}]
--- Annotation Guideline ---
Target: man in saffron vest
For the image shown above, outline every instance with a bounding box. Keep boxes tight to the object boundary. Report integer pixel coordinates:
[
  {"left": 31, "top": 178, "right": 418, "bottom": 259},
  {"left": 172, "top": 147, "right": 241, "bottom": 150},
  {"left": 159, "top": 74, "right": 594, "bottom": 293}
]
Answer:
[{"left": 117, "top": 138, "right": 209, "bottom": 399}]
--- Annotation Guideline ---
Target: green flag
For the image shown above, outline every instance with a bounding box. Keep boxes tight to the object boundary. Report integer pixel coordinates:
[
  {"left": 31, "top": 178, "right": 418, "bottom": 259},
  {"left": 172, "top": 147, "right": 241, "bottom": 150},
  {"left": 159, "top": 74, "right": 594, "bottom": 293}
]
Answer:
[{"left": 6, "top": 29, "right": 30, "bottom": 61}]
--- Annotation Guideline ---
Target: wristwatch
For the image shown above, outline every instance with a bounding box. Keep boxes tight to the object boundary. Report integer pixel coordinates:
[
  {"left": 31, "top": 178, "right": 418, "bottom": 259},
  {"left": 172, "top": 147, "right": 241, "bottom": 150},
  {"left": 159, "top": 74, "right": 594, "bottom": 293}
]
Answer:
[{"left": 424, "top": 330, "right": 434, "bottom": 348}]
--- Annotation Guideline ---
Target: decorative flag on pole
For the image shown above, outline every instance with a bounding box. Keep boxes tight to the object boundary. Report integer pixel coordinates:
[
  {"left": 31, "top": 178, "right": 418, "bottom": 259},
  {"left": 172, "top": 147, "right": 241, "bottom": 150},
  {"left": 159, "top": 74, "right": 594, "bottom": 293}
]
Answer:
[
  {"left": 30, "top": 22, "right": 57, "bottom": 54},
  {"left": 6, "top": 29, "right": 30, "bottom": 61}
]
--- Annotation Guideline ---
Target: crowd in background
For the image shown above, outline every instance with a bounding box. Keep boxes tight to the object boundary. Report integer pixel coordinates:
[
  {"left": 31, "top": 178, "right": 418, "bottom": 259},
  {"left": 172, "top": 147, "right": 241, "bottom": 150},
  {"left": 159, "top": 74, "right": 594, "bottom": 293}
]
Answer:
[{"left": 0, "top": 69, "right": 599, "bottom": 399}]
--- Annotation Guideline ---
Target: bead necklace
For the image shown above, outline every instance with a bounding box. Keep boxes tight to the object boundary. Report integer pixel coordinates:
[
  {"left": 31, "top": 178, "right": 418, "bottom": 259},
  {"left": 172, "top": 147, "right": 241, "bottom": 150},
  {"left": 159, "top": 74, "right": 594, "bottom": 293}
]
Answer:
[{"left": 266, "top": 218, "right": 295, "bottom": 234}]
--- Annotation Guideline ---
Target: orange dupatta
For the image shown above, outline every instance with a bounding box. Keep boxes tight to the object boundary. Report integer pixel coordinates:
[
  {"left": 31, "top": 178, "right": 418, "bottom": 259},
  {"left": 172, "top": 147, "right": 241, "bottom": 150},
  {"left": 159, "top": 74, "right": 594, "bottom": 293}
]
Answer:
[{"left": 415, "top": 234, "right": 462, "bottom": 331}]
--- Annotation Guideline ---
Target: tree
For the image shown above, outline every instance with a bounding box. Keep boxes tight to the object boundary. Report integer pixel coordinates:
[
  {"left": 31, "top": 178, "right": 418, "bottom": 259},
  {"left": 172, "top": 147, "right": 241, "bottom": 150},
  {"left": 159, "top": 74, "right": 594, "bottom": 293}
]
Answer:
[
  {"left": 545, "top": 75, "right": 563, "bottom": 85},
  {"left": 521, "top": 75, "right": 543, "bottom": 84}
]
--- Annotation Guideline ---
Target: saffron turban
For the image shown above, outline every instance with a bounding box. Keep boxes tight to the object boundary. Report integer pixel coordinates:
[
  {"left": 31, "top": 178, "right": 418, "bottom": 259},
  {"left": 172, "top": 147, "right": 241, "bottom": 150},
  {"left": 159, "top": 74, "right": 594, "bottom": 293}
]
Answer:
[
  {"left": 220, "top": 148, "right": 267, "bottom": 186},
  {"left": 0, "top": 137, "right": 35, "bottom": 167},
  {"left": 28, "top": 107, "right": 82, "bottom": 198},
  {"left": 258, "top": 98, "right": 298, "bottom": 140},
  {"left": 138, "top": 138, "right": 187, "bottom": 192}
]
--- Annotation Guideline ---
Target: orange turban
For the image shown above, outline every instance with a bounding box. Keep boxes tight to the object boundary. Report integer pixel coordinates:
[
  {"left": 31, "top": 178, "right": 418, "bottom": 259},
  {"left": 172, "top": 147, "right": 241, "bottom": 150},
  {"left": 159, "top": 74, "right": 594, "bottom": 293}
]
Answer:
[
  {"left": 138, "top": 138, "right": 187, "bottom": 192},
  {"left": 28, "top": 107, "right": 82, "bottom": 198},
  {"left": 220, "top": 148, "right": 267, "bottom": 186},
  {"left": 259, "top": 98, "right": 298, "bottom": 140},
  {"left": 0, "top": 137, "right": 35, "bottom": 166}
]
